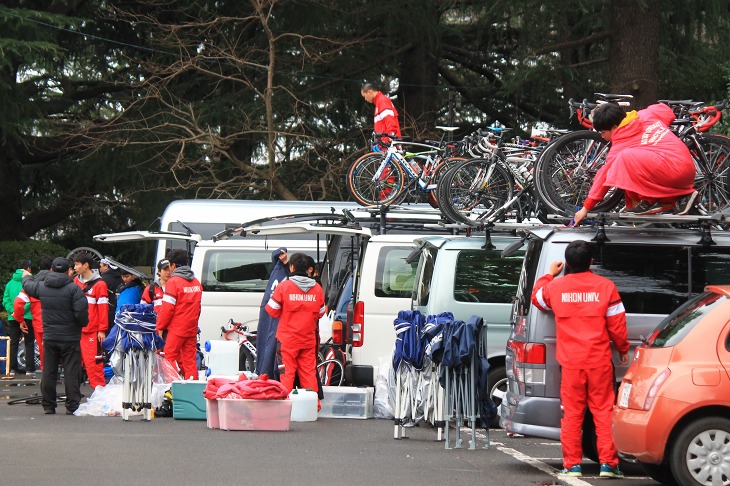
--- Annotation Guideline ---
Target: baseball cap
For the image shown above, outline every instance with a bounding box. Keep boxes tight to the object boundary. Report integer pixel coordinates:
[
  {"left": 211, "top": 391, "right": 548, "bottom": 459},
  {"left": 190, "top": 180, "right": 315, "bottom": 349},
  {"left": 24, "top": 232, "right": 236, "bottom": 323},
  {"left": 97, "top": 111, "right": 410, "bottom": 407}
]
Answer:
[
  {"left": 100, "top": 257, "right": 119, "bottom": 270},
  {"left": 52, "top": 257, "right": 71, "bottom": 273},
  {"left": 157, "top": 259, "right": 171, "bottom": 270}
]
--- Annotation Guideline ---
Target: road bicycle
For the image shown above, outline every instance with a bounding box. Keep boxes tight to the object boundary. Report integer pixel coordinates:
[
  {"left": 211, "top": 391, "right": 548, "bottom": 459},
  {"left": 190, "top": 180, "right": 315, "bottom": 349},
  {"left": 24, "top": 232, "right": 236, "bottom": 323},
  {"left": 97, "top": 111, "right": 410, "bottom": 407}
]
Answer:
[
  {"left": 533, "top": 95, "right": 730, "bottom": 217},
  {"left": 221, "top": 319, "right": 257, "bottom": 373},
  {"left": 436, "top": 126, "right": 555, "bottom": 226},
  {"left": 346, "top": 129, "right": 465, "bottom": 208}
]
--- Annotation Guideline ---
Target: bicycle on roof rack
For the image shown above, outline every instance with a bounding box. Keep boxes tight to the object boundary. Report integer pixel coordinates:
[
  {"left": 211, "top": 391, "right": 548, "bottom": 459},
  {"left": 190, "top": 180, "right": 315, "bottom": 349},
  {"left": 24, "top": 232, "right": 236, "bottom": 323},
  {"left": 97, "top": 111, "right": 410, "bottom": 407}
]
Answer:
[{"left": 346, "top": 128, "right": 466, "bottom": 208}]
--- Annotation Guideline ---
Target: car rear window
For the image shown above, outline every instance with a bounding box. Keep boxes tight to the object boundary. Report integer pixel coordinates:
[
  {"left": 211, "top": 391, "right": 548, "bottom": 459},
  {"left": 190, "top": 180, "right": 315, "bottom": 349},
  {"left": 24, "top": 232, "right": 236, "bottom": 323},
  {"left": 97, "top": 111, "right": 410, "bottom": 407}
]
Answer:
[
  {"left": 453, "top": 249, "right": 524, "bottom": 303},
  {"left": 374, "top": 246, "right": 418, "bottom": 298},
  {"left": 650, "top": 292, "right": 727, "bottom": 348}
]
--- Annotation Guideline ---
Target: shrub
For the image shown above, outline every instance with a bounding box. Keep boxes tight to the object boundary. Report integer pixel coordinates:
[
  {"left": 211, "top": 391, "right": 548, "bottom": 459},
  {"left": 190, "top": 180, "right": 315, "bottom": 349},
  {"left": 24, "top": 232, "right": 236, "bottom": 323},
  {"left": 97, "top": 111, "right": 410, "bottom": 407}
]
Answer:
[{"left": 0, "top": 240, "right": 69, "bottom": 298}]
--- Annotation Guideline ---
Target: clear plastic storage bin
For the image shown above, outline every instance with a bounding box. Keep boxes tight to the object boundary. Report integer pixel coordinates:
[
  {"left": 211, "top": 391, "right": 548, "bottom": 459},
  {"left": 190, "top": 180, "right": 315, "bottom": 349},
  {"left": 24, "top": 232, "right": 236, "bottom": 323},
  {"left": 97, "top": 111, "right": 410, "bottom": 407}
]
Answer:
[
  {"left": 218, "top": 398, "right": 292, "bottom": 431},
  {"left": 319, "top": 386, "right": 374, "bottom": 419}
]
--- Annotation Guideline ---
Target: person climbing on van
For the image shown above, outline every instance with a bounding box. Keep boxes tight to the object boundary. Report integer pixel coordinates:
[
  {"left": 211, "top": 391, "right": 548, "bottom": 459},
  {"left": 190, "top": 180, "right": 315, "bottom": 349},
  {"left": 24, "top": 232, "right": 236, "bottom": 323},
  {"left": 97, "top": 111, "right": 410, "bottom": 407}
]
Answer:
[
  {"left": 572, "top": 102, "right": 698, "bottom": 226},
  {"left": 255, "top": 247, "right": 288, "bottom": 377},
  {"left": 530, "top": 240, "right": 630, "bottom": 479},
  {"left": 265, "top": 253, "right": 325, "bottom": 397}
]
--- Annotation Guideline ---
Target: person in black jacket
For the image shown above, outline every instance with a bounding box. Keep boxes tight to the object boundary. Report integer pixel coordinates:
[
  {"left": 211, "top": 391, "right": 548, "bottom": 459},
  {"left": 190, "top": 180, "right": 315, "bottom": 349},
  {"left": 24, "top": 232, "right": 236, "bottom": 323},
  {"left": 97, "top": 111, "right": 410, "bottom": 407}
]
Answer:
[
  {"left": 23, "top": 257, "right": 88, "bottom": 415},
  {"left": 100, "top": 257, "right": 123, "bottom": 327}
]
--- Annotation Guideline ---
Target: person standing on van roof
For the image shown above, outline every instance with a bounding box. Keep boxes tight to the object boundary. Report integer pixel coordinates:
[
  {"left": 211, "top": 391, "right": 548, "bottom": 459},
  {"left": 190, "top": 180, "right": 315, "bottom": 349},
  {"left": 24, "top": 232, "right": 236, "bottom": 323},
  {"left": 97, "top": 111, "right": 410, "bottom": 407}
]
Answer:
[
  {"left": 573, "top": 102, "right": 698, "bottom": 225},
  {"left": 530, "top": 240, "right": 630, "bottom": 479},
  {"left": 256, "top": 248, "right": 289, "bottom": 377},
  {"left": 265, "top": 253, "right": 325, "bottom": 396},
  {"left": 73, "top": 253, "right": 109, "bottom": 389},
  {"left": 141, "top": 259, "right": 172, "bottom": 310},
  {"left": 4, "top": 259, "right": 36, "bottom": 374},
  {"left": 156, "top": 249, "right": 202, "bottom": 380},
  {"left": 361, "top": 82, "right": 402, "bottom": 147}
]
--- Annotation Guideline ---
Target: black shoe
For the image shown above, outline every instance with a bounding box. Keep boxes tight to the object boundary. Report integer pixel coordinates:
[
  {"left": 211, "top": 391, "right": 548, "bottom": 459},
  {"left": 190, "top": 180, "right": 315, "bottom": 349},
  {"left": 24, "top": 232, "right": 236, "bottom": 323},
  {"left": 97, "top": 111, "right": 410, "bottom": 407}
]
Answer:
[
  {"left": 66, "top": 409, "right": 77, "bottom": 415},
  {"left": 675, "top": 190, "right": 699, "bottom": 215},
  {"left": 622, "top": 201, "right": 652, "bottom": 213},
  {"left": 44, "top": 409, "right": 55, "bottom": 415}
]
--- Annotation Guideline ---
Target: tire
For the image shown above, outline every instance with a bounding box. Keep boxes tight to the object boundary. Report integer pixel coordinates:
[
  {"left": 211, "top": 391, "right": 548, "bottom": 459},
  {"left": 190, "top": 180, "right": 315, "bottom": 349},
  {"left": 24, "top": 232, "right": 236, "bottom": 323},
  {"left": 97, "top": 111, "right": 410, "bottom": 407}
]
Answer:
[
  {"left": 427, "top": 156, "right": 467, "bottom": 209},
  {"left": 487, "top": 365, "right": 508, "bottom": 428},
  {"left": 347, "top": 152, "right": 406, "bottom": 206},
  {"left": 641, "top": 463, "right": 678, "bottom": 485},
  {"left": 534, "top": 131, "right": 622, "bottom": 215},
  {"left": 669, "top": 416, "right": 730, "bottom": 486},
  {"left": 691, "top": 133, "right": 730, "bottom": 213},
  {"left": 317, "top": 358, "right": 344, "bottom": 386},
  {"left": 66, "top": 246, "right": 104, "bottom": 262},
  {"left": 439, "top": 158, "right": 514, "bottom": 226},
  {"left": 239, "top": 347, "right": 255, "bottom": 373}
]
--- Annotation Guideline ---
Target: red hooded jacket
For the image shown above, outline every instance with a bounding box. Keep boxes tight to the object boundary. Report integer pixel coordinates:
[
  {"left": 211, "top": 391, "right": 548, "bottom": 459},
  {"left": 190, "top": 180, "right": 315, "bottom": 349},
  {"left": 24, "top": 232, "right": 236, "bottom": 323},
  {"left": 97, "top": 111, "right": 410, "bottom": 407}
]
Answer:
[
  {"left": 156, "top": 267, "right": 202, "bottom": 338},
  {"left": 13, "top": 291, "right": 42, "bottom": 332},
  {"left": 531, "top": 271, "right": 629, "bottom": 369},
  {"left": 266, "top": 276, "right": 324, "bottom": 349},
  {"left": 74, "top": 275, "right": 109, "bottom": 334},
  {"left": 373, "top": 91, "right": 401, "bottom": 137},
  {"left": 584, "top": 103, "right": 695, "bottom": 209}
]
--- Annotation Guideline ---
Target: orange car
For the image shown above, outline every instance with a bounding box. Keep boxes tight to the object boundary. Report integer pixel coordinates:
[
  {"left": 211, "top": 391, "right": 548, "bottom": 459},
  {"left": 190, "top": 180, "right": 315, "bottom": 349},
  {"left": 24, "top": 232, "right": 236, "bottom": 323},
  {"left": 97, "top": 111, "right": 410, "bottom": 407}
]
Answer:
[{"left": 612, "top": 285, "right": 730, "bottom": 485}]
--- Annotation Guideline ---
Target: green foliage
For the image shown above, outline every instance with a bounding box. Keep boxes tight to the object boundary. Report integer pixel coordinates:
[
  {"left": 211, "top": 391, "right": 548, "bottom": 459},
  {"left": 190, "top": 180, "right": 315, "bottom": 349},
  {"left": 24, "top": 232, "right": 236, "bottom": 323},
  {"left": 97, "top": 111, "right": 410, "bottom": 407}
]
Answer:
[{"left": 0, "top": 240, "right": 68, "bottom": 296}]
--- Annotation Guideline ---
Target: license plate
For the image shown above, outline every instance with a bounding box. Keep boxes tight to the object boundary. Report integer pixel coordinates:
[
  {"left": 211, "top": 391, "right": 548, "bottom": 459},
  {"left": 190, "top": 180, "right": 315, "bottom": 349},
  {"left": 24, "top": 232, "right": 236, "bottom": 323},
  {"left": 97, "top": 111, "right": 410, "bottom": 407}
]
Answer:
[{"left": 619, "top": 383, "right": 632, "bottom": 408}]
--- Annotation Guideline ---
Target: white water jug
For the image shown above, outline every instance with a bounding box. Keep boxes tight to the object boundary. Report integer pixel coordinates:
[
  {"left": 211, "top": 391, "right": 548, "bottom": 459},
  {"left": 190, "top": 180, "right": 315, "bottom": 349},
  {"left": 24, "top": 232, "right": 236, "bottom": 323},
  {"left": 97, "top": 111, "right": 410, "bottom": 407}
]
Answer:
[
  {"left": 204, "top": 340, "right": 239, "bottom": 377},
  {"left": 289, "top": 388, "right": 318, "bottom": 422}
]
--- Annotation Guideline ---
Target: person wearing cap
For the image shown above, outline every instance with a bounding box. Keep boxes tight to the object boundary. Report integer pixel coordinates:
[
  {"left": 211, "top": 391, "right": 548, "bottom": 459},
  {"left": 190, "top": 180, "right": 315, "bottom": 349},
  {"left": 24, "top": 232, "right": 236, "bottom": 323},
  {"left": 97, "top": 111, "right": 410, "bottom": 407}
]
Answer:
[
  {"left": 156, "top": 249, "right": 202, "bottom": 380},
  {"left": 100, "top": 257, "right": 123, "bottom": 326},
  {"left": 255, "top": 247, "right": 288, "bottom": 377},
  {"left": 3, "top": 259, "right": 36, "bottom": 375},
  {"left": 142, "top": 259, "right": 172, "bottom": 310},
  {"left": 22, "top": 257, "right": 88, "bottom": 414},
  {"left": 73, "top": 253, "right": 109, "bottom": 389}
]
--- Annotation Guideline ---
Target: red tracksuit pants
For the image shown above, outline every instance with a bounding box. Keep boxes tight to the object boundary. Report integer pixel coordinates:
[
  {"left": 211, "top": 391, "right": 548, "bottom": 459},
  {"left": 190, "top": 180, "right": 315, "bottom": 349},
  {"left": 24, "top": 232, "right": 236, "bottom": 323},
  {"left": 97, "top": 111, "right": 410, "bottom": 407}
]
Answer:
[
  {"left": 36, "top": 330, "right": 44, "bottom": 370},
  {"left": 80, "top": 333, "right": 105, "bottom": 388},
  {"left": 278, "top": 342, "right": 317, "bottom": 393},
  {"left": 164, "top": 333, "right": 198, "bottom": 380},
  {"left": 560, "top": 363, "right": 618, "bottom": 468}
]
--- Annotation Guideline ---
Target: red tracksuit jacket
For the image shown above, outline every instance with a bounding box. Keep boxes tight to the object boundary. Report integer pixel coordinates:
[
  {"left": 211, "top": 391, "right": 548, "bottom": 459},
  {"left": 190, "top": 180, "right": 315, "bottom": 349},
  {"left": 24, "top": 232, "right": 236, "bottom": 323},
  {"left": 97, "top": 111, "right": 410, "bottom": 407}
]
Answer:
[
  {"left": 156, "top": 268, "right": 202, "bottom": 338},
  {"left": 265, "top": 277, "right": 325, "bottom": 349},
  {"left": 13, "top": 291, "right": 42, "bottom": 332},
  {"left": 141, "top": 283, "right": 165, "bottom": 310},
  {"left": 373, "top": 91, "right": 402, "bottom": 137},
  {"left": 74, "top": 276, "right": 109, "bottom": 334},
  {"left": 531, "top": 271, "right": 629, "bottom": 369}
]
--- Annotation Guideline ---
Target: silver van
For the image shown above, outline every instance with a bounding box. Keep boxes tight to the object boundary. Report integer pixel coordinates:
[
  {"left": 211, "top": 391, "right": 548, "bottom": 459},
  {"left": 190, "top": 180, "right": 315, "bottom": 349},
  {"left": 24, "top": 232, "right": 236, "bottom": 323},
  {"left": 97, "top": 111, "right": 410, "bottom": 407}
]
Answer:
[{"left": 500, "top": 223, "right": 730, "bottom": 459}]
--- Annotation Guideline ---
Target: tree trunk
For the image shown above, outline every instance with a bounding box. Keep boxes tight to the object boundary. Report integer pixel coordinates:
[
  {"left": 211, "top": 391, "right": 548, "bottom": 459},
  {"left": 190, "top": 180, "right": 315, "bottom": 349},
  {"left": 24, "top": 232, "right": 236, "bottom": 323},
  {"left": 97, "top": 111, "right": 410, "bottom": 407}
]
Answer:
[{"left": 609, "top": 0, "right": 661, "bottom": 109}]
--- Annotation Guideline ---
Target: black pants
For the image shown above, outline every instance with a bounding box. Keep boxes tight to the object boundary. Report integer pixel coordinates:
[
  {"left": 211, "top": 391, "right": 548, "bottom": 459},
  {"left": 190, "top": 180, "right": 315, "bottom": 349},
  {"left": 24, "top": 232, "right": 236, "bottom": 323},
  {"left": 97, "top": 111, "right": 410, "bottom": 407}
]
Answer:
[
  {"left": 42, "top": 340, "right": 82, "bottom": 412},
  {"left": 6, "top": 319, "right": 36, "bottom": 372}
]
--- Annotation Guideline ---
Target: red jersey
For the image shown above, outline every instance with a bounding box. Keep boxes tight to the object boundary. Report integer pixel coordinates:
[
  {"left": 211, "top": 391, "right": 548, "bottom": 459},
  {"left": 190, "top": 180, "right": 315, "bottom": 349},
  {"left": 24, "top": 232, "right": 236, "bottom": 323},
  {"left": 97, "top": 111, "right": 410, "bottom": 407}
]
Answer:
[
  {"left": 373, "top": 91, "right": 401, "bottom": 137},
  {"left": 141, "top": 283, "right": 165, "bottom": 310},
  {"left": 531, "top": 271, "right": 629, "bottom": 369},
  {"left": 266, "top": 277, "right": 325, "bottom": 349},
  {"left": 13, "top": 291, "right": 42, "bottom": 332},
  {"left": 156, "top": 269, "right": 202, "bottom": 338},
  {"left": 74, "top": 276, "right": 109, "bottom": 334}
]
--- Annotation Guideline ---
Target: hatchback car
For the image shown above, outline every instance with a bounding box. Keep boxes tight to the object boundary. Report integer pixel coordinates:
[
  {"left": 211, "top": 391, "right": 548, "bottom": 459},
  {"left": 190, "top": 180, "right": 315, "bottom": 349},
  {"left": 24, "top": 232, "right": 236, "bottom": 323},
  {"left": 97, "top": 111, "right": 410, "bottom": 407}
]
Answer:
[{"left": 612, "top": 285, "right": 730, "bottom": 486}]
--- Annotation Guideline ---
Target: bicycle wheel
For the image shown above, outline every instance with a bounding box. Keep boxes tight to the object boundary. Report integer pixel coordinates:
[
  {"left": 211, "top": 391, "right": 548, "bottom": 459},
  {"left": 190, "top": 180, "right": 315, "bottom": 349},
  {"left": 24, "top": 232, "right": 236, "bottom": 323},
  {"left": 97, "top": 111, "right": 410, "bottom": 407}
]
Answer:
[
  {"left": 317, "top": 358, "right": 344, "bottom": 386},
  {"left": 427, "top": 156, "right": 466, "bottom": 209},
  {"left": 239, "top": 346, "right": 255, "bottom": 373},
  {"left": 347, "top": 152, "right": 406, "bottom": 206},
  {"left": 534, "top": 131, "right": 622, "bottom": 215},
  {"left": 66, "top": 246, "right": 103, "bottom": 262},
  {"left": 691, "top": 133, "right": 730, "bottom": 213},
  {"left": 438, "top": 158, "right": 514, "bottom": 226}
]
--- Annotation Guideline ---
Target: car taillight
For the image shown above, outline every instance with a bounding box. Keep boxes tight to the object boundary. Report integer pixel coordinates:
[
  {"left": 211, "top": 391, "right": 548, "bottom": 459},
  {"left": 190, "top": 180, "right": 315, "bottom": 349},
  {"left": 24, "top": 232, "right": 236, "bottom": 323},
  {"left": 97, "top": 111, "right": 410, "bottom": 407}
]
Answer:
[
  {"left": 644, "top": 368, "right": 671, "bottom": 411},
  {"left": 331, "top": 320, "right": 344, "bottom": 345},
  {"left": 508, "top": 340, "right": 546, "bottom": 387},
  {"left": 351, "top": 301, "right": 364, "bottom": 347}
]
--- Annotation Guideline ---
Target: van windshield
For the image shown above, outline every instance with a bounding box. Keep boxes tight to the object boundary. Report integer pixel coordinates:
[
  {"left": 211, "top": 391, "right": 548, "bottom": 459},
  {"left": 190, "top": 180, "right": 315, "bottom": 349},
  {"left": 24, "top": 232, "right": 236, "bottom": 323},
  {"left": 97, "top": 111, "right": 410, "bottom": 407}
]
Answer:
[{"left": 649, "top": 292, "right": 727, "bottom": 348}]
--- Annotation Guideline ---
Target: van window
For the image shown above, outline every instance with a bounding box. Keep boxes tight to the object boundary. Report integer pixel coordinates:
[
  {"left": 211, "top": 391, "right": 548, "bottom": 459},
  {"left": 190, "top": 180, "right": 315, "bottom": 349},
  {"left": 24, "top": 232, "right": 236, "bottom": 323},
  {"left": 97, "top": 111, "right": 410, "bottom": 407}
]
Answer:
[
  {"left": 454, "top": 249, "right": 524, "bottom": 303},
  {"left": 201, "top": 249, "right": 315, "bottom": 292},
  {"left": 374, "top": 247, "right": 418, "bottom": 298},
  {"left": 650, "top": 292, "right": 727, "bottom": 348},
  {"left": 414, "top": 247, "right": 438, "bottom": 306},
  {"left": 592, "top": 245, "right": 730, "bottom": 314}
]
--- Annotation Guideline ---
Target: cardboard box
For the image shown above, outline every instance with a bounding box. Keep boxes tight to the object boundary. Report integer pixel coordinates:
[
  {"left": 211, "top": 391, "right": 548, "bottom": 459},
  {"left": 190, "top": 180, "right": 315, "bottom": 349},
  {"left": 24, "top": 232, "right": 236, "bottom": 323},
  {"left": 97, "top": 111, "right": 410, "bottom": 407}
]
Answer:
[
  {"left": 319, "top": 386, "right": 374, "bottom": 419},
  {"left": 218, "top": 398, "right": 292, "bottom": 431},
  {"left": 171, "top": 380, "right": 207, "bottom": 420}
]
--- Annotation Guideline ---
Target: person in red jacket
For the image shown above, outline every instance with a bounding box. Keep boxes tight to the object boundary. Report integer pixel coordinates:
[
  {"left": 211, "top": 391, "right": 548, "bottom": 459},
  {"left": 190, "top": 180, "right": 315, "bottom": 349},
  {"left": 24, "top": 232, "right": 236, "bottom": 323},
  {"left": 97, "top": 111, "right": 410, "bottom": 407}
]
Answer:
[
  {"left": 141, "top": 258, "right": 172, "bottom": 309},
  {"left": 573, "top": 102, "right": 698, "bottom": 225},
  {"left": 531, "top": 240, "right": 630, "bottom": 479},
  {"left": 14, "top": 289, "right": 43, "bottom": 371},
  {"left": 156, "top": 249, "right": 202, "bottom": 380},
  {"left": 73, "top": 253, "right": 109, "bottom": 389},
  {"left": 265, "top": 253, "right": 324, "bottom": 394},
  {"left": 361, "top": 82, "right": 402, "bottom": 145}
]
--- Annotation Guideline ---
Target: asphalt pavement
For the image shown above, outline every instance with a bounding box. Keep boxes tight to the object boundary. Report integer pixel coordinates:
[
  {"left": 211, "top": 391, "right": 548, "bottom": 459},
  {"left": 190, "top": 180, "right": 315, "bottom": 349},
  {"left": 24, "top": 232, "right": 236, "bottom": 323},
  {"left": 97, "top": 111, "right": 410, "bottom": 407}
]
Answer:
[{"left": 1, "top": 379, "right": 659, "bottom": 486}]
